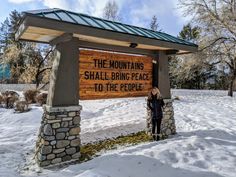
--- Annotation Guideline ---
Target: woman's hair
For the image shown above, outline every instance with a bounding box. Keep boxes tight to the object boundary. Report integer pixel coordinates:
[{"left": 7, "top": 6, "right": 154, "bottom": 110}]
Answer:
[{"left": 148, "top": 87, "right": 162, "bottom": 100}]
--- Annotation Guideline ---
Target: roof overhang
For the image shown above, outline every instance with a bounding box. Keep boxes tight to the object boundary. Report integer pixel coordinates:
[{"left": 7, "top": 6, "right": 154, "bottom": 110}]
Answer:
[{"left": 16, "top": 14, "right": 198, "bottom": 55}]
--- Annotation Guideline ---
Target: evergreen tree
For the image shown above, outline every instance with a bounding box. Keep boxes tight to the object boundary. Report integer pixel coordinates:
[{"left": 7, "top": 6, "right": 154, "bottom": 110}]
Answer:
[
  {"left": 169, "top": 23, "right": 217, "bottom": 89},
  {"left": 0, "top": 18, "right": 10, "bottom": 54},
  {"left": 179, "top": 23, "right": 200, "bottom": 42},
  {"left": 0, "top": 10, "right": 53, "bottom": 85}
]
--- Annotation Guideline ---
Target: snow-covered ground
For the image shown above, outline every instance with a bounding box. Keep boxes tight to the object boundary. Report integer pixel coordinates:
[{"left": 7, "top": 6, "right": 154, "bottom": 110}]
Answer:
[{"left": 0, "top": 89, "right": 236, "bottom": 177}]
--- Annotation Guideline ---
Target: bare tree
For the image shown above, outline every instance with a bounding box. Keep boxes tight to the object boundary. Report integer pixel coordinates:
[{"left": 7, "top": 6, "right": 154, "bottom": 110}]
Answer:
[
  {"left": 35, "top": 47, "right": 53, "bottom": 89},
  {"left": 103, "top": 0, "right": 121, "bottom": 21},
  {"left": 150, "top": 15, "right": 159, "bottom": 31},
  {"left": 179, "top": 0, "right": 236, "bottom": 96}
]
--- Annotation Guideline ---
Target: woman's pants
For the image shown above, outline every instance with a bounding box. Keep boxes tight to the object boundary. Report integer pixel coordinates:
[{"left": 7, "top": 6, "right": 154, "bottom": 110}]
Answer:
[{"left": 152, "top": 118, "right": 162, "bottom": 135}]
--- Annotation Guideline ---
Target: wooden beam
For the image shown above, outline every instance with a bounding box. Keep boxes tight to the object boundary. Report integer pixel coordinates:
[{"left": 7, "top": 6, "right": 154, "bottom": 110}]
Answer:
[
  {"left": 49, "top": 33, "right": 73, "bottom": 45},
  {"left": 15, "top": 16, "right": 28, "bottom": 41},
  {"left": 77, "top": 40, "right": 156, "bottom": 56},
  {"left": 166, "top": 49, "right": 179, "bottom": 55}
]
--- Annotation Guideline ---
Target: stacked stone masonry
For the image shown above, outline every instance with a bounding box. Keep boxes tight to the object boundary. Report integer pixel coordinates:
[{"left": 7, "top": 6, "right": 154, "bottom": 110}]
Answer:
[
  {"left": 146, "top": 99, "right": 176, "bottom": 137},
  {"left": 35, "top": 105, "right": 82, "bottom": 167}
]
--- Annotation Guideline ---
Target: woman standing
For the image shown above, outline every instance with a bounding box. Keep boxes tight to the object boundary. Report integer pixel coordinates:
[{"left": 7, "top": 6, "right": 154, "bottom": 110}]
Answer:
[{"left": 147, "top": 87, "right": 165, "bottom": 140}]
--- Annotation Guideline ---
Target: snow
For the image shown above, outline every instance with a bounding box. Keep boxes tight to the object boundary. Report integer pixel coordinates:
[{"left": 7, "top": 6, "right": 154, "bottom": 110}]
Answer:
[
  {"left": 80, "top": 97, "right": 147, "bottom": 144},
  {"left": 0, "top": 89, "right": 236, "bottom": 177}
]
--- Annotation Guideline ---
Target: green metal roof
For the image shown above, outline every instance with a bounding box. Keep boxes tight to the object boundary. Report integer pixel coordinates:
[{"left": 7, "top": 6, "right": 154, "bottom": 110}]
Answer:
[{"left": 23, "top": 8, "right": 197, "bottom": 48}]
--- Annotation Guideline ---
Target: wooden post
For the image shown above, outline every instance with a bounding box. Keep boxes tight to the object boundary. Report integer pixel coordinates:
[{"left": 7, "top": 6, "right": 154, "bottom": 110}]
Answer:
[
  {"left": 158, "top": 51, "right": 171, "bottom": 99},
  {"left": 152, "top": 53, "right": 159, "bottom": 87},
  {"left": 47, "top": 37, "right": 80, "bottom": 106}
]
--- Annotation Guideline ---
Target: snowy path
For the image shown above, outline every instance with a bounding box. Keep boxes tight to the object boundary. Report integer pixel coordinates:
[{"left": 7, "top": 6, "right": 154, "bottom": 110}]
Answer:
[
  {"left": 80, "top": 97, "right": 147, "bottom": 144},
  {"left": 0, "top": 89, "right": 236, "bottom": 177}
]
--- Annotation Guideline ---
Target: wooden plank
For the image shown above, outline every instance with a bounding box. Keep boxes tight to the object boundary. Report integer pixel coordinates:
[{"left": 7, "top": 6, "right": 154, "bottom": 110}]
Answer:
[{"left": 79, "top": 50, "right": 153, "bottom": 100}]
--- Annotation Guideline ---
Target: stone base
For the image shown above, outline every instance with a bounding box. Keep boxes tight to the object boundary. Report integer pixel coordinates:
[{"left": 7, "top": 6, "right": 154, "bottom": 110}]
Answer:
[
  {"left": 35, "top": 105, "right": 82, "bottom": 167},
  {"left": 146, "top": 99, "right": 176, "bottom": 137}
]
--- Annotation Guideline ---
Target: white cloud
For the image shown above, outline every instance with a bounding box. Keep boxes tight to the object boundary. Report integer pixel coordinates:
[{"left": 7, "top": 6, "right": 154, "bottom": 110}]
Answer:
[
  {"left": 171, "top": 0, "right": 192, "bottom": 24},
  {"left": 128, "top": 0, "right": 188, "bottom": 28},
  {"left": 71, "top": 0, "right": 126, "bottom": 18},
  {"left": 42, "top": 0, "right": 71, "bottom": 10},
  {"left": 41, "top": 0, "right": 127, "bottom": 17},
  {"left": 7, "top": 0, "right": 188, "bottom": 35},
  {"left": 8, "top": 0, "right": 34, "bottom": 4}
]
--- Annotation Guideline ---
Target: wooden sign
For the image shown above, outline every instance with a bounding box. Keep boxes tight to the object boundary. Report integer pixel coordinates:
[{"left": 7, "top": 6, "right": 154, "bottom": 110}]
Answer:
[{"left": 79, "top": 50, "right": 153, "bottom": 100}]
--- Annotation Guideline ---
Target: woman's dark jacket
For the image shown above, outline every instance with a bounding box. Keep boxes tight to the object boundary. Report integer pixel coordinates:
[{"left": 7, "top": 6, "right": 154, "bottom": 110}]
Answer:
[{"left": 147, "top": 95, "right": 165, "bottom": 119}]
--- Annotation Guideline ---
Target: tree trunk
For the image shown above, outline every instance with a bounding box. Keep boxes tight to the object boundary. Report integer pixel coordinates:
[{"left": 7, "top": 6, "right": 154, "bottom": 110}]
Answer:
[
  {"left": 35, "top": 72, "right": 40, "bottom": 89},
  {"left": 228, "top": 71, "right": 236, "bottom": 97}
]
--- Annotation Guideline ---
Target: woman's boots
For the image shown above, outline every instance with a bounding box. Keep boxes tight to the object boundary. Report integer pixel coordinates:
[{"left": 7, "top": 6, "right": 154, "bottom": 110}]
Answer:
[{"left": 152, "top": 134, "right": 161, "bottom": 141}]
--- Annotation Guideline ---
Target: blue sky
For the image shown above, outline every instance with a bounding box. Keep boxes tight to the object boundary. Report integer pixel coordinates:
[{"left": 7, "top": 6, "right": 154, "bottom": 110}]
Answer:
[{"left": 0, "top": 0, "right": 190, "bottom": 36}]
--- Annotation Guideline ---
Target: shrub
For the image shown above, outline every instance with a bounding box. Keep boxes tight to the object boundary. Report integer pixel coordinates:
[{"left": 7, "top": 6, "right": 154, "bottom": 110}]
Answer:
[
  {"left": 24, "top": 89, "right": 40, "bottom": 104},
  {"left": 36, "top": 92, "right": 48, "bottom": 106},
  {"left": 1, "top": 90, "right": 19, "bottom": 98},
  {"left": 4, "top": 95, "right": 19, "bottom": 108},
  {"left": 14, "top": 101, "right": 29, "bottom": 113},
  {"left": 1, "top": 91, "right": 20, "bottom": 108}
]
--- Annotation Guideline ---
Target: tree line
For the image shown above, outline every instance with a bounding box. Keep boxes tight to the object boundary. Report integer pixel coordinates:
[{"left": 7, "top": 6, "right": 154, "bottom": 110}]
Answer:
[
  {"left": 171, "top": 0, "right": 236, "bottom": 96},
  {"left": 0, "top": 0, "right": 235, "bottom": 96},
  {"left": 0, "top": 10, "right": 53, "bottom": 89}
]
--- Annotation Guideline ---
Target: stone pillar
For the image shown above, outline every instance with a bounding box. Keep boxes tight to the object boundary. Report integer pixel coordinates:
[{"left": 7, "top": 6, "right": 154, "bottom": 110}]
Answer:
[
  {"left": 35, "top": 105, "right": 82, "bottom": 166},
  {"left": 146, "top": 51, "right": 176, "bottom": 138},
  {"left": 35, "top": 36, "right": 82, "bottom": 166},
  {"left": 146, "top": 99, "right": 176, "bottom": 138}
]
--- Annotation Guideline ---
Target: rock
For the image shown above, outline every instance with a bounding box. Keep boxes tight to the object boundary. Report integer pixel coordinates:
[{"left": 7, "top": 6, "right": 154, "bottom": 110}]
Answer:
[
  {"left": 43, "top": 124, "right": 53, "bottom": 136},
  {"left": 72, "top": 152, "right": 80, "bottom": 159},
  {"left": 62, "top": 155, "right": 72, "bottom": 162},
  {"left": 68, "top": 136, "right": 75, "bottom": 140},
  {"left": 51, "top": 158, "right": 62, "bottom": 164},
  {"left": 37, "top": 153, "right": 46, "bottom": 161},
  {"left": 41, "top": 145, "right": 52, "bottom": 155},
  {"left": 166, "top": 129, "right": 172, "bottom": 135},
  {"left": 69, "top": 127, "right": 80, "bottom": 135},
  {"left": 53, "top": 148, "right": 65, "bottom": 154},
  {"left": 69, "top": 121, "right": 73, "bottom": 126},
  {"left": 47, "top": 154, "right": 55, "bottom": 160},
  {"left": 73, "top": 116, "right": 80, "bottom": 124},
  {"left": 62, "top": 117, "right": 72, "bottom": 121},
  {"left": 71, "top": 138, "right": 80, "bottom": 146},
  {"left": 44, "top": 141, "right": 50, "bottom": 145},
  {"left": 44, "top": 136, "right": 55, "bottom": 141},
  {"left": 61, "top": 121, "right": 69, "bottom": 127},
  {"left": 56, "top": 152, "right": 66, "bottom": 158},
  {"left": 57, "top": 114, "right": 67, "bottom": 118},
  {"left": 52, "top": 123, "right": 60, "bottom": 129},
  {"left": 56, "top": 140, "right": 70, "bottom": 148},
  {"left": 56, "top": 128, "right": 69, "bottom": 132},
  {"left": 47, "top": 119, "right": 61, "bottom": 123},
  {"left": 40, "top": 160, "right": 51, "bottom": 167},
  {"left": 50, "top": 140, "right": 57, "bottom": 145},
  {"left": 68, "top": 112, "right": 76, "bottom": 117},
  {"left": 66, "top": 147, "right": 76, "bottom": 155},
  {"left": 46, "top": 115, "right": 55, "bottom": 119},
  {"left": 56, "top": 132, "right": 66, "bottom": 140}
]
